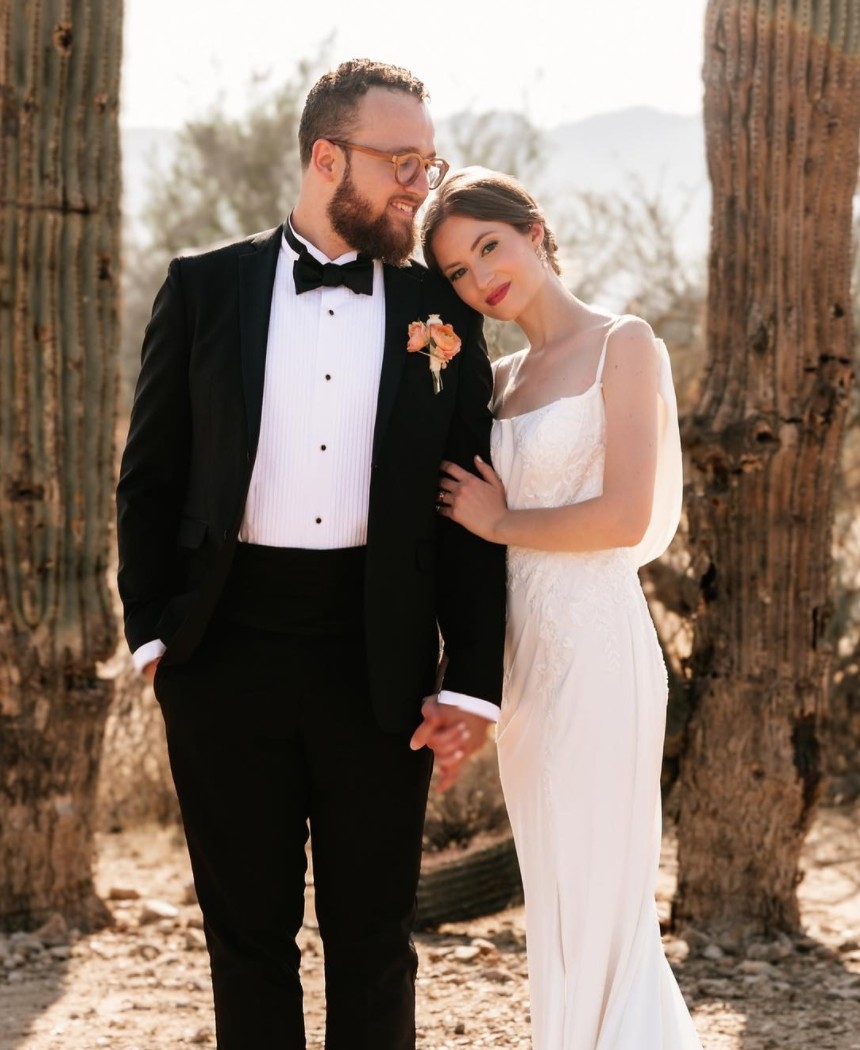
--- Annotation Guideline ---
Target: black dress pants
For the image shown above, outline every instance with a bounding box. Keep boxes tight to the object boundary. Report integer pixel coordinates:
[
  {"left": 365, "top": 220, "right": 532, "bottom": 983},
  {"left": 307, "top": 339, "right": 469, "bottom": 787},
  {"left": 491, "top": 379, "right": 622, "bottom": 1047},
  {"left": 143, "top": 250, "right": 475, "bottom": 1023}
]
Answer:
[{"left": 154, "top": 612, "right": 434, "bottom": 1050}]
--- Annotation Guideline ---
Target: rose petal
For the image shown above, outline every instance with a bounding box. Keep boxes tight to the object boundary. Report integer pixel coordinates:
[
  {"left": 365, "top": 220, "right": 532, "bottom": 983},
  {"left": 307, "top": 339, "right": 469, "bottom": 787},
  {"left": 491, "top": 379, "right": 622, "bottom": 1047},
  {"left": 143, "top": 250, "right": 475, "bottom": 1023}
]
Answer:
[{"left": 407, "top": 321, "right": 430, "bottom": 351}]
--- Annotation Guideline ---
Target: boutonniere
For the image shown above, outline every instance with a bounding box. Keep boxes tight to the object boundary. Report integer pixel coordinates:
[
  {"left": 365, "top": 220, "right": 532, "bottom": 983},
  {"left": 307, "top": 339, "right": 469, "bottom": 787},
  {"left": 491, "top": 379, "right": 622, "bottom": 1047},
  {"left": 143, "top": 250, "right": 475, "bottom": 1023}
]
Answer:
[{"left": 407, "top": 314, "right": 462, "bottom": 394}]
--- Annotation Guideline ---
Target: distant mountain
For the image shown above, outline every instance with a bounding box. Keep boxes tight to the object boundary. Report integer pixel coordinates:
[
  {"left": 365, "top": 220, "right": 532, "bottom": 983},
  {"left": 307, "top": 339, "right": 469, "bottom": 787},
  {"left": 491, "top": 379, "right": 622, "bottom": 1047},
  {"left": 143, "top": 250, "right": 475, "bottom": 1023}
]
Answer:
[
  {"left": 121, "top": 107, "right": 710, "bottom": 257},
  {"left": 547, "top": 108, "right": 706, "bottom": 194},
  {"left": 539, "top": 108, "right": 709, "bottom": 259}
]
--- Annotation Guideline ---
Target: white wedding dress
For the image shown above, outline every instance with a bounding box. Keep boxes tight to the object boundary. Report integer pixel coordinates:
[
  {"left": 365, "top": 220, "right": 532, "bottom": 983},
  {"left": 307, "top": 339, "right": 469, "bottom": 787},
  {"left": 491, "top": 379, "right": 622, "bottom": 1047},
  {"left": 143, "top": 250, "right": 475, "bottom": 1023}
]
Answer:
[{"left": 490, "top": 320, "right": 703, "bottom": 1050}]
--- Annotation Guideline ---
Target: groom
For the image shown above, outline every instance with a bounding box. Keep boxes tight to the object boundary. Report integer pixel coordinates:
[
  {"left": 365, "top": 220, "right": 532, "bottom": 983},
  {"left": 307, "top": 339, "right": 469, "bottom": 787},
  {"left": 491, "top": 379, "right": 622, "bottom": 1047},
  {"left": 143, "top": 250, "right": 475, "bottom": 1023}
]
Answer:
[{"left": 116, "top": 59, "right": 506, "bottom": 1049}]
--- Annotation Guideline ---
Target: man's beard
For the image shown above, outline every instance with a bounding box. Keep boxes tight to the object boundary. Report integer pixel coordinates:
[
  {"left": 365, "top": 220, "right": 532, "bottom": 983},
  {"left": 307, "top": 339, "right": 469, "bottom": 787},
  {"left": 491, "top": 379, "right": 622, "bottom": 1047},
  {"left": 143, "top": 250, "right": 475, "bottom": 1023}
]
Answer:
[{"left": 327, "top": 165, "right": 417, "bottom": 265}]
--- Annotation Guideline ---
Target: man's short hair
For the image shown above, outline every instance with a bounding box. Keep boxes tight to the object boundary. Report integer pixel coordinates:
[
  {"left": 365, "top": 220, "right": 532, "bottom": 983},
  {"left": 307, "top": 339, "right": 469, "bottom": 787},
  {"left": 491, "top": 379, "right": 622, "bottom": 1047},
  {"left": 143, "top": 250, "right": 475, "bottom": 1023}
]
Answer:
[{"left": 298, "top": 59, "right": 429, "bottom": 167}]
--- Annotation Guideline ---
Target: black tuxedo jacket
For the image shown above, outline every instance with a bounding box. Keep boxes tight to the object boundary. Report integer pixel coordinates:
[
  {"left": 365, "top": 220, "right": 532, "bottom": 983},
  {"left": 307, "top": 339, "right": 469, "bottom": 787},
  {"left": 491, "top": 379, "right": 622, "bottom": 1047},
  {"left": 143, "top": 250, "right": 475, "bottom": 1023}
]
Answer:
[{"left": 116, "top": 224, "right": 507, "bottom": 732}]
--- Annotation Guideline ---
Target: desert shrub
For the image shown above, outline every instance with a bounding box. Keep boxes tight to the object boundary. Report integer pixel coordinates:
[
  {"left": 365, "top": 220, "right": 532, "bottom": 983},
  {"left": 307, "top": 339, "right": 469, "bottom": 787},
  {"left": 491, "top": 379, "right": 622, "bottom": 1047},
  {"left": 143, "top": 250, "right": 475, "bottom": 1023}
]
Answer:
[{"left": 422, "top": 738, "right": 511, "bottom": 852}]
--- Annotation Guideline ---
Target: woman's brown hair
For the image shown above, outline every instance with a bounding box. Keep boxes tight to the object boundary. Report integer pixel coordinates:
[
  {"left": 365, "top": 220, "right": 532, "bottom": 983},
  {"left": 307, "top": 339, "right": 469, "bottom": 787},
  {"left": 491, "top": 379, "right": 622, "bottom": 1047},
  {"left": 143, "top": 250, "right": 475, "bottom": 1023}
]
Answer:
[{"left": 421, "top": 166, "right": 561, "bottom": 276}]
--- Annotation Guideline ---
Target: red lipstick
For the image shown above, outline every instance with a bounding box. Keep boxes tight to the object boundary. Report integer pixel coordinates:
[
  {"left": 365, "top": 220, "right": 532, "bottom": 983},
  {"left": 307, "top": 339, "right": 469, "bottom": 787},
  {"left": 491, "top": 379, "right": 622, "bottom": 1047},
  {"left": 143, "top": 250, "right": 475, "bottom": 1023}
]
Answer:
[{"left": 486, "top": 282, "right": 510, "bottom": 307}]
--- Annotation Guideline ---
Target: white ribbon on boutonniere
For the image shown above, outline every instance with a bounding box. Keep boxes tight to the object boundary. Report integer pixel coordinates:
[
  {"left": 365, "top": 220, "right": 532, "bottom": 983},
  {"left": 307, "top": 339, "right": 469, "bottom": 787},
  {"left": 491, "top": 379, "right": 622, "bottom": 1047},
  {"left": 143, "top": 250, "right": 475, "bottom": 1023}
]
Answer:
[{"left": 406, "top": 314, "right": 462, "bottom": 394}]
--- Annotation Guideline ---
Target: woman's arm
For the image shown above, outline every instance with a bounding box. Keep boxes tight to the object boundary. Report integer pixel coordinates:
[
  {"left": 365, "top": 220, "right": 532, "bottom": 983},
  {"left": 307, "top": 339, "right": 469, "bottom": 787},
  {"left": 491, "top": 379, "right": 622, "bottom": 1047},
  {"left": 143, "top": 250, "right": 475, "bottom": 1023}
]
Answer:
[{"left": 438, "top": 318, "right": 660, "bottom": 552}]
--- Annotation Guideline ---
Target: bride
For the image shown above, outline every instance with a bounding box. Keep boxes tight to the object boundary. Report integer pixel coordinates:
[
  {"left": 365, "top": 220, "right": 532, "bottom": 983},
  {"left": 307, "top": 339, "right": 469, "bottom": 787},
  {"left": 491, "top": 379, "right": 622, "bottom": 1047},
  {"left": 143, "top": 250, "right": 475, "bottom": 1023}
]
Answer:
[{"left": 420, "top": 167, "right": 703, "bottom": 1050}]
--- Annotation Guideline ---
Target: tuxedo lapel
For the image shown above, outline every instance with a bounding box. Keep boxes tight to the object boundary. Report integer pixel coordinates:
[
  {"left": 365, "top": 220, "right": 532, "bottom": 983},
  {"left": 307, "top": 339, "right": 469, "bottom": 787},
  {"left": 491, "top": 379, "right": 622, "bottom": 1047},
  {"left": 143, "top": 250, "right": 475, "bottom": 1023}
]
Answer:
[
  {"left": 372, "top": 264, "right": 423, "bottom": 463},
  {"left": 238, "top": 226, "right": 282, "bottom": 455}
]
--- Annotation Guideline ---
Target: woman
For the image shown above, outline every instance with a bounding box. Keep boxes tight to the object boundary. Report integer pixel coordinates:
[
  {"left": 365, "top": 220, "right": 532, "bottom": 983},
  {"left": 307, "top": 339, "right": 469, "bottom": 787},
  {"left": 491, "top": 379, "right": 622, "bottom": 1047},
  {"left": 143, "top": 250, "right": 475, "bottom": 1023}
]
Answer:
[{"left": 421, "top": 168, "right": 703, "bottom": 1050}]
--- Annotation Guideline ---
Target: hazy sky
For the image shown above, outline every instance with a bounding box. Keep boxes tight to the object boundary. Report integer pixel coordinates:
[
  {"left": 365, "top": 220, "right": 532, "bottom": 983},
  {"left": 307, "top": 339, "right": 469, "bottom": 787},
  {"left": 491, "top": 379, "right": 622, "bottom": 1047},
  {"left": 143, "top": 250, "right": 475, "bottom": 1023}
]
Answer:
[{"left": 122, "top": 0, "right": 710, "bottom": 130}]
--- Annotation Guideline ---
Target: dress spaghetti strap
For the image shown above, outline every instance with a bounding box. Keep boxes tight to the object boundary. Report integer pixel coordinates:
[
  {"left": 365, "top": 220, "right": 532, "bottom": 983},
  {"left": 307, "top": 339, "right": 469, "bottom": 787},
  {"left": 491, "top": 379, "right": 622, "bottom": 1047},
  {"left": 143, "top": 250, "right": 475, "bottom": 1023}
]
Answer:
[{"left": 594, "top": 314, "right": 628, "bottom": 385}]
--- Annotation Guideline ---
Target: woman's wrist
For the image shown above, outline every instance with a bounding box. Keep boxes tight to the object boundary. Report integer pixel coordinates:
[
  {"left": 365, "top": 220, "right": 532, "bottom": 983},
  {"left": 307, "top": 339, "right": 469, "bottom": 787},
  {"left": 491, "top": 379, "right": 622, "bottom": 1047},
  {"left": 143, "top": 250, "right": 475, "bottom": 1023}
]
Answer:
[{"left": 490, "top": 509, "right": 515, "bottom": 546}]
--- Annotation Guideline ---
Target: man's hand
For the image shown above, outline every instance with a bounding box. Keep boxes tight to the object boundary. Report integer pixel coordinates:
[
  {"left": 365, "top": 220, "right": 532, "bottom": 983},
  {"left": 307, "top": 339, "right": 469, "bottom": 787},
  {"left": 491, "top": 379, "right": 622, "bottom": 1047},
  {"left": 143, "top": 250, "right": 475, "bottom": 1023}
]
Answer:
[
  {"left": 142, "top": 657, "right": 161, "bottom": 684},
  {"left": 410, "top": 695, "right": 492, "bottom": 791}
]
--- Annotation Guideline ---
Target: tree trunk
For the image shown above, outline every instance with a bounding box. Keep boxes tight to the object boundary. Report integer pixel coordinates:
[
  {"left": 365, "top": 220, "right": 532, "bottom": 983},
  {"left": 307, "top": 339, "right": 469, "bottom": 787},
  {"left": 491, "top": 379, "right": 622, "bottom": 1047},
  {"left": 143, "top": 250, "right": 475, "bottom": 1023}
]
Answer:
[
  {"left": 674, "top": 1, "right": 860, "bottom": 937},
  {"left": 0, "top": 0, "right": 122, "bottom": 930}
]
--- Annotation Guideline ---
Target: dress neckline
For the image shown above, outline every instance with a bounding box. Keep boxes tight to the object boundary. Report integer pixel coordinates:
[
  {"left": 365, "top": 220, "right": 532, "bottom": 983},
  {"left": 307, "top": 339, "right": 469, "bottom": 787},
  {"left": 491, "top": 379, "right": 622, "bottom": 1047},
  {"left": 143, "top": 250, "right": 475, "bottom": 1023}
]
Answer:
[
  {"left": 494, "top": 378, "right": 602, "bottom": 423},
  {"left": 493, "top": 314, "right": 624, "bottom": 423}
]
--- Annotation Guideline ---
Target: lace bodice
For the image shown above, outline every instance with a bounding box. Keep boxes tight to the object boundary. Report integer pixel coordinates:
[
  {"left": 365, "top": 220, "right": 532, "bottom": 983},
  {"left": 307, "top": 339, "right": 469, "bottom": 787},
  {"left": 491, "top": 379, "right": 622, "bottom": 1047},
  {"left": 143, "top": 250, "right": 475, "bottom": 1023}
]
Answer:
[{"left": 490, "top": 381, "right": 606, "bottom": 513}]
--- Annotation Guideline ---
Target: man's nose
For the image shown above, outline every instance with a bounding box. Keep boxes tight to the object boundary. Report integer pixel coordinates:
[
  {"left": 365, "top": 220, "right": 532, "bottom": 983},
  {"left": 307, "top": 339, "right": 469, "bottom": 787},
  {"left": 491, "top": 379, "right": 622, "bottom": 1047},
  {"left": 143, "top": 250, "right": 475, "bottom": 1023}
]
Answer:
[{"left": 409, "top": 163, "right": 431, "bottom": 198}]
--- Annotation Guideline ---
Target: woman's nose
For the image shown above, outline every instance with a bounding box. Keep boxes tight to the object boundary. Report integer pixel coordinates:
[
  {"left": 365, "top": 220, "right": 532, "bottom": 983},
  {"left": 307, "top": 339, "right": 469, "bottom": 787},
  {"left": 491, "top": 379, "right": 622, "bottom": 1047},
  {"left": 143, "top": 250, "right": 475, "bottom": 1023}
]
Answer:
[{"left": 473, "top": 261, "right": 492, "bottom": 290}]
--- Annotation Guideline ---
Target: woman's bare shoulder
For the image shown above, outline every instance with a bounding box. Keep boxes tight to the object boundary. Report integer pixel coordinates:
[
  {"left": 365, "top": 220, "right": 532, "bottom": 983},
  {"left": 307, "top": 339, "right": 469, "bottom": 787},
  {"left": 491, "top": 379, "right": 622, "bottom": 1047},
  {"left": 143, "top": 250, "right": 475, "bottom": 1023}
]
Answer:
[
  {"left": 607, "top": 313, "right": 656, "bottom": 347},
  {"left": 604, "top": 314, "right": 660, "bottom": 366},
  {"left": 602, "top": 315, "right": 661, "bottom": 391}
]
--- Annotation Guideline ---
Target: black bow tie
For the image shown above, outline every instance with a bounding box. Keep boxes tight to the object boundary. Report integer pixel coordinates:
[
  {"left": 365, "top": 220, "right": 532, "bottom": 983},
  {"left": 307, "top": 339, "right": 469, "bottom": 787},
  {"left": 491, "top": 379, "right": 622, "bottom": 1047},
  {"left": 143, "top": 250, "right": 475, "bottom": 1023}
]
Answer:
[{"left": 284, "top": 222, "right": 374, "bottom": 296}]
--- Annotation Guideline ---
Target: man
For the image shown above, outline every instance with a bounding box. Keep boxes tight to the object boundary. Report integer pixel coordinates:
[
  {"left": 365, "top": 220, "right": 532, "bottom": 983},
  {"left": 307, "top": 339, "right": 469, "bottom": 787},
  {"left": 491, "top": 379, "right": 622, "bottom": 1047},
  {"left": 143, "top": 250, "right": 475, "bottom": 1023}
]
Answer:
[{"left": 116, "top": 59, "right": 506, "bottom": 1050}]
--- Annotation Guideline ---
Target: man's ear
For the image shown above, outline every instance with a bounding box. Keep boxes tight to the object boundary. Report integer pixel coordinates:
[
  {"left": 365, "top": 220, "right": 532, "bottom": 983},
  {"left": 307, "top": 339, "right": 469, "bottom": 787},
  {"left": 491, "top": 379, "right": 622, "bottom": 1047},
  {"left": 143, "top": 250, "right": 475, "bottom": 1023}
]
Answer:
[{"left": 310, "top": 138, "right": 342, "bottom": 183}]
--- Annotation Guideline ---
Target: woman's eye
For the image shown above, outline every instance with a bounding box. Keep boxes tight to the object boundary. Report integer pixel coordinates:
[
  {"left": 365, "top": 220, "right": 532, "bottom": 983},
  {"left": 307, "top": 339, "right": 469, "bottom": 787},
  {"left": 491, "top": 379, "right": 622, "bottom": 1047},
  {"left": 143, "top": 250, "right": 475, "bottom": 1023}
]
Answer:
[
  {"left": 448, "top": 267, "right": 466, "bottom": 283},
  {"left": 480, "top": 240, "right": 498, "bottom": 257}
]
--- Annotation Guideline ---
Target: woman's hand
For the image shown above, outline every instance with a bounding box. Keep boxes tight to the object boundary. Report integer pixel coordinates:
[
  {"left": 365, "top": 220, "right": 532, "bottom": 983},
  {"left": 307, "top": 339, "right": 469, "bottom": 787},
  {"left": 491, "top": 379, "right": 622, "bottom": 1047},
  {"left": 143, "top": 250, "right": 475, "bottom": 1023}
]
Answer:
[{"left": 437, "top": 456, "right": 508, "bottom": 543}]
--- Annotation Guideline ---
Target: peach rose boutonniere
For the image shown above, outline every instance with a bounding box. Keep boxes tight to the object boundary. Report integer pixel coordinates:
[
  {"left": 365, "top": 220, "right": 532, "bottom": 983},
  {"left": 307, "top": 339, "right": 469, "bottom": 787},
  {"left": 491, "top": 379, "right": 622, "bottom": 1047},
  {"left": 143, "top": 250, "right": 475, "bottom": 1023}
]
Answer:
[{"left": 407, "top": 314, "right": 462, "bottom": 394}]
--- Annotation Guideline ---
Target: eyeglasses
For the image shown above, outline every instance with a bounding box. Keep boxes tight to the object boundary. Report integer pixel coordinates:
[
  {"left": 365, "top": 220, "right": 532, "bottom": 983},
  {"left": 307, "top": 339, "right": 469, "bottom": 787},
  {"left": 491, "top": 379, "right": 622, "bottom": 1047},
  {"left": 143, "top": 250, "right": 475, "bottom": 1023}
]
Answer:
[{"left": 328, "top": 139, "right": 450, "bottom": 190}]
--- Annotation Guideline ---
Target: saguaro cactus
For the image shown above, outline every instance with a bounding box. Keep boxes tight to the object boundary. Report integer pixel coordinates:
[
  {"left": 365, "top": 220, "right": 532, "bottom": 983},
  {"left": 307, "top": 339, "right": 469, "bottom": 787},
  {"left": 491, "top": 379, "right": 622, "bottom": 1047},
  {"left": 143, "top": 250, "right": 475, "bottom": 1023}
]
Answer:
[
  {"left": 676, "top": 2, "right": 860, "bottom": 934},
  {"left": 0, "top": 1, "right": 122, "bottom": 928}
]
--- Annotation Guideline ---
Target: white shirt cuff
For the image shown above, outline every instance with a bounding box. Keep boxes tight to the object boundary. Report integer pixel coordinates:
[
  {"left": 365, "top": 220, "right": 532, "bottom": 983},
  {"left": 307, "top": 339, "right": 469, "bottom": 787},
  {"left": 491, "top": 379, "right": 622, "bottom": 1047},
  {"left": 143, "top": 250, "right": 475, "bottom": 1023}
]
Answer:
[
  {"left": 133, "top": 638, "right": 167, "bottom": 674},
  {"left": 438, "top": 690, "right": 500, "bottom": 723}
]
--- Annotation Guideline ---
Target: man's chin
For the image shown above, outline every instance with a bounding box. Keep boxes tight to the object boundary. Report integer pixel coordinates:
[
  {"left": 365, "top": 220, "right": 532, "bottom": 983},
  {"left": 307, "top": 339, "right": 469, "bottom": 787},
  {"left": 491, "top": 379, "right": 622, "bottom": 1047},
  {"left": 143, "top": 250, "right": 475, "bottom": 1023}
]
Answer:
[{"left": 331, "top": 213, "right": 416, "bottom": 265}]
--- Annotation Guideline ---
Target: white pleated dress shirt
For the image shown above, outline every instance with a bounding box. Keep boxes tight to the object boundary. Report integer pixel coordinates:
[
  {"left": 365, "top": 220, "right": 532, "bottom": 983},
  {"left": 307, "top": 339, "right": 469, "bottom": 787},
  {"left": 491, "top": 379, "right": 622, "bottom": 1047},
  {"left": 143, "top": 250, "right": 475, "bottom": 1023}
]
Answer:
[
  {"left": 240, "top": 231, "right": 384, "bottom": 548},
  {"left": 134, "top": 225, "right": 497, "bottom": 722}
]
